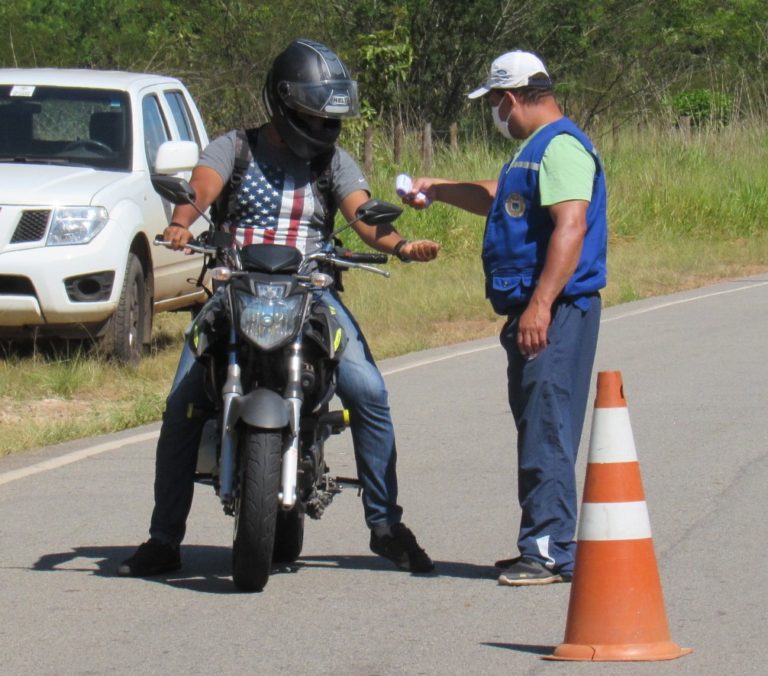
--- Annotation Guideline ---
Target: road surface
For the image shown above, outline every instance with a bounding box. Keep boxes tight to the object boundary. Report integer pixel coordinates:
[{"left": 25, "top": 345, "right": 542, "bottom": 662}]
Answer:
[{"left": 1, "top": 275, "right": 767, "bottom": 674}]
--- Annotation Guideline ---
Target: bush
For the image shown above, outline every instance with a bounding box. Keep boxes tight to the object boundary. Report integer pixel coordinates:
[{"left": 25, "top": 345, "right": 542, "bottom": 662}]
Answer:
[{"left": 669, "top": 89, "right": 733, "bottom": 127}]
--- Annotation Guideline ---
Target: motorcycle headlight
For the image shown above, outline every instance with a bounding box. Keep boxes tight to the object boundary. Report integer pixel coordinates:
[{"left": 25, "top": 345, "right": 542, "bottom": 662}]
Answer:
[
  {"left": 236, "top": 284, "right": 304, "bottom": 350},
  {"left": 46, "top": 206, "right": 109, "bottom": 246}
]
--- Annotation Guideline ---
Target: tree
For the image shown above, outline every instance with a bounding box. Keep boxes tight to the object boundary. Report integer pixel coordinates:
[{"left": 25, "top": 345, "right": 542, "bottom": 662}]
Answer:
[{"left": 1, "top": 0, "right": 766, "bottom": 132}]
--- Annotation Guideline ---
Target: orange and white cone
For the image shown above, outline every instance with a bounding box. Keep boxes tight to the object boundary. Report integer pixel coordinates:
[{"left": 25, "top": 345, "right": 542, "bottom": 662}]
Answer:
[{"left": 546, "top": 371, "right": 692, "bottom": 661}]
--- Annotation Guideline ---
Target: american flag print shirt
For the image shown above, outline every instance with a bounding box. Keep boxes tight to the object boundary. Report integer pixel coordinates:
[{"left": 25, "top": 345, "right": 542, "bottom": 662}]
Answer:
[{"left": 222, "top": 158, "right": 323, "bottom": 254}]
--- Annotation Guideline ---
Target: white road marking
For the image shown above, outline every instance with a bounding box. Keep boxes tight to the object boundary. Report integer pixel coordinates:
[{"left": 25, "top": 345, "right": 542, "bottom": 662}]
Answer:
[
  {"left": 3, "top": 278, "right": 767, "bottom": 485},
  {"left": 0, "top": 431, "right": 159, "bottom": 486},
  {"left": 381, "top": 344, "right": 498, "bottom": 376},
  {"left": 601, "top": 279, "right": 768, "bottom": 323}
]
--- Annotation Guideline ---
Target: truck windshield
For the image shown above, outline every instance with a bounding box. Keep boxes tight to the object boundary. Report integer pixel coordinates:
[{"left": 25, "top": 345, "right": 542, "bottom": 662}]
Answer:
[{"left": 0, "top": 85, "right": 131, "bottom": 170}]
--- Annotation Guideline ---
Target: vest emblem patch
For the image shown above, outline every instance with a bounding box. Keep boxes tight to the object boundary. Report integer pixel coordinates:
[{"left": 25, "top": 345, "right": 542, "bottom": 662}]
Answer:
[{"left": 505, "top": 193, "right": 526, "bottom": 218}]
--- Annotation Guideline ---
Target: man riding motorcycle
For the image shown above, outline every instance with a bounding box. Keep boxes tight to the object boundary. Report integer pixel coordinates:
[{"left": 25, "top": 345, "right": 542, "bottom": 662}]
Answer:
[{"left": 119, "top": 38, "right": 440, "bottom": 578}]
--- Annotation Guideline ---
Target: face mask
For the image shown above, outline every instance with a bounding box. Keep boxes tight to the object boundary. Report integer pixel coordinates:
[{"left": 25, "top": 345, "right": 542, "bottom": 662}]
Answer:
[{"left": 491, "top": 99, "right": 513, "bottom": 139}]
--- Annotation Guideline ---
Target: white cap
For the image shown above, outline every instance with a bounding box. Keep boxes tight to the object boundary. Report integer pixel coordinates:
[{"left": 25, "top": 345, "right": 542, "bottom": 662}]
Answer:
[{"left": 467, "top": 51, "right": 550, "bottom": 99}]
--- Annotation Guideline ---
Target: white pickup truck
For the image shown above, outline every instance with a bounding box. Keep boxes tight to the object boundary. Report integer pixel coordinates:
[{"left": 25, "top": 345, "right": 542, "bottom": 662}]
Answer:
[{"left": 0, "top": 69, "right": 208, "bottom": 364}]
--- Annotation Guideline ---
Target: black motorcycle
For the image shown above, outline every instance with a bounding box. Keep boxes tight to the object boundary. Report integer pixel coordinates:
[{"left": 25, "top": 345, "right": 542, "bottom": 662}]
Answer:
[{"left": 152, "top": 174, "right": 401, "bottom": 591}]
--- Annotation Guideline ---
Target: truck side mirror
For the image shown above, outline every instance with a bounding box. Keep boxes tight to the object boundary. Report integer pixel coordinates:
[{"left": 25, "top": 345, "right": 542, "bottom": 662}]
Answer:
[{"left": 154, "top": 140, "right": 199, "bottom": 175}]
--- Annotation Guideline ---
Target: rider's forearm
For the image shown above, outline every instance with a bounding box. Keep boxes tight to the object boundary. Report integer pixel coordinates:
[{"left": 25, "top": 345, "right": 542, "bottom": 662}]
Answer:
[
  {"left": 353, "top": 224, "right": 403, "bottom": 254},
  {"left": 169, "top": 204, "right": 201, "bottom": 229},
  {"left": 169, "top": 166, "right": 225, "bottom": 228}
]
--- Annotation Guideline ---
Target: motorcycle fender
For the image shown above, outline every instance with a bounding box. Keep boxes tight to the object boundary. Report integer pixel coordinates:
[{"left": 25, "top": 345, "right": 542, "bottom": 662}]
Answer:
[{"left": 232, "top": 389, "right": 290, "bottom": 429}]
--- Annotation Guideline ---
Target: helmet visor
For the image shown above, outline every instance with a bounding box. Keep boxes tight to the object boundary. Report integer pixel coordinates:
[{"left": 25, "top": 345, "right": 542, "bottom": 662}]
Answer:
[{"left": 279, "top": 79, "right": 359, "bottom": 119}]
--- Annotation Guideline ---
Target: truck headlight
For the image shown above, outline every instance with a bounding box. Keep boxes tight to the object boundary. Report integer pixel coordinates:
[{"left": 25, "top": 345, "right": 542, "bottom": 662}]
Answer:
[
  {"left": 236, "top": 284, "right": 304, "bottom": 350},
  {"left": 46, "top": 207, "right": 109, "bottom": 246}
]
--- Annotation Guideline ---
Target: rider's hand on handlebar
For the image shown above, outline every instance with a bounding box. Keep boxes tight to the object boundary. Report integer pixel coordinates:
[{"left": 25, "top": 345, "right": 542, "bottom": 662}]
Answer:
[
  {"left": 162, "top": 224, "right": 194, "bottom": 252},
  {"left": 402, "top": 239, "right": 441, "bottom": 262}
]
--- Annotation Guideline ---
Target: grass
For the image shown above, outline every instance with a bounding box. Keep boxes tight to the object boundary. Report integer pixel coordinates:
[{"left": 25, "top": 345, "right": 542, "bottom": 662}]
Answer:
[{"left": 2, "top": 120, "right": 768, "bottom": 455}]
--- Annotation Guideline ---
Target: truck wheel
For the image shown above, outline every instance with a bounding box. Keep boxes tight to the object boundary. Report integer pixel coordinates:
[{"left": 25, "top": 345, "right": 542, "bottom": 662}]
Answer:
[
  {"left": 104, "top": 253, "right": 147, "bottom": 366},
  {"left": 232, "top": 427, "right": 282, "bottom": 592}
]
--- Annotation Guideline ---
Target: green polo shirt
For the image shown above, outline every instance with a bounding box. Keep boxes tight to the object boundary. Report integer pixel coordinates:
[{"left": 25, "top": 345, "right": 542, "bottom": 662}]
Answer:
[{"left": 512, "top": 123, "right": 596, "bottom": 206}]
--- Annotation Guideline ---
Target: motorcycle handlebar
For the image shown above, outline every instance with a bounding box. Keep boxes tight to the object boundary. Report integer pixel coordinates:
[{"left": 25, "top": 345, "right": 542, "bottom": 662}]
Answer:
[
  {"left": 333, "top": 248, "right": 389, "bottom": 265},
  {"left": 153, "top": 234, "right": 211, "bottom": 255},
  {"left": 154, "top": 235, "right": 390, "bottom": 276}
]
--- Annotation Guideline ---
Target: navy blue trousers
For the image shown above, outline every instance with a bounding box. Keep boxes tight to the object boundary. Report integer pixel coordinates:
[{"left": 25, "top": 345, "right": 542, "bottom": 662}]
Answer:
[{"left": 499, "top": 294, "right": 601, "bottom": 574}]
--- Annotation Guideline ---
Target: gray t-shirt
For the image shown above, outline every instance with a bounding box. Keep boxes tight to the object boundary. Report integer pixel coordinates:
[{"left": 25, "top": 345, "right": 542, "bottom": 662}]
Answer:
[{"left": 199, "top": 128, "right": 369, "bottom": 254}]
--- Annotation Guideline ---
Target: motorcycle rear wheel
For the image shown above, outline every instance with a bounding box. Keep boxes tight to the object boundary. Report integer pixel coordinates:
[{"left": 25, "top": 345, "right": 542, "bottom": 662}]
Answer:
[{"left": 232, "top": 428, "right": 282, "bottom": 591}]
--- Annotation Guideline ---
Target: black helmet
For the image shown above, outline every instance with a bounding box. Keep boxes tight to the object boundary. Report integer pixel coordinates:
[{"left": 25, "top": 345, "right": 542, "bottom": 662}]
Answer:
[{"left": 263, "top": 39, "right": 359, "bottom": 160}]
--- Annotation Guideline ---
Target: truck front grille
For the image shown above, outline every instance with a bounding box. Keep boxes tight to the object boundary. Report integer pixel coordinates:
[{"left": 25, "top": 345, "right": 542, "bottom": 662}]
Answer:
[{"left": 10, "top": 210, "right": 51, "bottom": 243}]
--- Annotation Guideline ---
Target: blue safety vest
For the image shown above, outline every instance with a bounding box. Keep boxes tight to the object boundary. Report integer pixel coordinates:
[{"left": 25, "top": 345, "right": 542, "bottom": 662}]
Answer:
[{"left": 482, "top": 117, "right": 607, "bottom": 314}]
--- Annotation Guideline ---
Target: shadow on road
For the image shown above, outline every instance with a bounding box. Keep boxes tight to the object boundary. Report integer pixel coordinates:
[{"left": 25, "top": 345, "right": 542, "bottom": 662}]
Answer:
[
  {"left": 481, "top": 642, "right": 556, "bottom": 656},
  {"left": 29, "top": 545, "right": 499, "bottom": 592},
  {"left": 294, "top": 554, "right": 498, "bottom": 580},
  {"left": 31, "top": 544, "right": 236, "bottom": 594}
]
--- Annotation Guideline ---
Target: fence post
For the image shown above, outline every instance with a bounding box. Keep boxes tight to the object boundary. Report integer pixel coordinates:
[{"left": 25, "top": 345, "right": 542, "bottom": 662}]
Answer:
[
  {"left": 678, "top": 115, "right": 692, "bottom": 141},
  {"left": 394, "top": 121, "right": 404, "bottom": 165},
  {"left": 421, "top": 122, "right": 433, "bottom": 171},
  {"left": 364, "top": 126, "right": 374, "bottom": 175},
  {"left": 449, "top": 122, "right": 459, "bottom": 152}
]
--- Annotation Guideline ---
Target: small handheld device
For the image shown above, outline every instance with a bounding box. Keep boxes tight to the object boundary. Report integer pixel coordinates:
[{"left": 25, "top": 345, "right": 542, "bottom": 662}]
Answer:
[{"left": 395, "top": 174, "right": 431, "bottom": 208}]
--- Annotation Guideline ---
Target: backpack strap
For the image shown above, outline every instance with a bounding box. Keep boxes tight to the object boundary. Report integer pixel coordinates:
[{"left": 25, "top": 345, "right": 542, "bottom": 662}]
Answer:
[
  {"left": 210, "top": 128, "right": 255, "bottom": 227},
  {"left": 310, "top": 148, "right": 337, "bottom": 234},
  {"left": 309, "top": 148, "right": 344, "bottom": 289}
]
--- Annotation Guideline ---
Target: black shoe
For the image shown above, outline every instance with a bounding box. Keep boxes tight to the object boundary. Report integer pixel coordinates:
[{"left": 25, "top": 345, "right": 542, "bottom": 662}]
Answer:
[
  {"left": 497, "top": 556, "right": 565, "bottom": 586},
  {"left": 494, "top": 555, "right": 522, "bottom": 568},
  {"left": 117, "top": 539, "right": 181, "bottom": 577},
  {"left": 370, "top": 523, "right": 435, "bottom": 573}
]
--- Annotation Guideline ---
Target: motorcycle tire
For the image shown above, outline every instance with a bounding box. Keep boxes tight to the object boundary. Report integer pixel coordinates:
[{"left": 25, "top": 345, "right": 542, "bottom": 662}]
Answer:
[
  {"left": 272, "top": 508, "right": 305, "bottom": 564},
  {"left": 232, "top": 427, "right": 282, "bottom": 592}
]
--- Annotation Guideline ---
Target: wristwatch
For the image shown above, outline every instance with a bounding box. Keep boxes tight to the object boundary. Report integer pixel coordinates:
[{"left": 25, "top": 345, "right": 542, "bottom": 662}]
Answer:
[{"left": 393, "top": 239, "right": 411, "bottom": 262}]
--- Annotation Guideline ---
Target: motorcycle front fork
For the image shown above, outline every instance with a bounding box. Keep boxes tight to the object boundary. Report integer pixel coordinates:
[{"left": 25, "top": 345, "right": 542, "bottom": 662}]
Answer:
[
  {"left": 217, "top": 333, "right": 306, "bottom": 512},
  {"left": 219, "top": 326, "right": 243, "bottom": 506},
  {"left": 279, "top": 338, "right": 304, "bottom": 510}
]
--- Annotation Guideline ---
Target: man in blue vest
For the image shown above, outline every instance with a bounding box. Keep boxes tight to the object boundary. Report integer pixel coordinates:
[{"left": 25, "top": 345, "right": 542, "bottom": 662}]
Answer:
[{"left": 403, "top": 51, "right": 607, "bottom": 585}]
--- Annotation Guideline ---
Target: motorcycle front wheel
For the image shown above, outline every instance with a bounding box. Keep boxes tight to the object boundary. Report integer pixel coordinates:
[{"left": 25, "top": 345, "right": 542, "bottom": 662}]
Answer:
[
  {"left": 232, "top": 427, "right": 282, "bottom": 592},
  {"left": 273, "top": 508, "right": 305, "bottom": 563}
]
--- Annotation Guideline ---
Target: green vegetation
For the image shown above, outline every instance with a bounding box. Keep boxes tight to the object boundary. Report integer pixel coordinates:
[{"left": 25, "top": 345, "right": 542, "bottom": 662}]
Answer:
[
  {"left": 2, "top": 1, "right": 767, "bottom": 134},
  {"left": 2, "top": 1, "right": 767, "bottom": 452},
  {"left": 669, "top": 90, "right": 734, "bottom": 127},
  {"left": 2, "top": 121, "right": 768, "bottom": 455}
]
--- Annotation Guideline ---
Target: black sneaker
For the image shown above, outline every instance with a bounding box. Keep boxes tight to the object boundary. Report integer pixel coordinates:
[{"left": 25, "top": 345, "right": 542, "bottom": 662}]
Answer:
[
  {"left": 497, "top": 556, "right": 564, "bottom": 586},
  {"left": 494, "top": 555, "right": 522, "bottom": 568},
  {"left": 117, "top": 539, "right": 181, "bottom": 577},
  {"left": 370, "top": 523, "right": 435, "bottom": 573}
]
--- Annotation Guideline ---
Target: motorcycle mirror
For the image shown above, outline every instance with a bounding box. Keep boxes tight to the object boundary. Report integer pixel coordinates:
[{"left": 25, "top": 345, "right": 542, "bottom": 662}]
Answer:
[
  {"left": 326, "top": 198, "right": 404, "bottom": 241},
  {"left": 355, "top": 199, "right": 403, "bottom": 224},
  {"left": 151, "top": 174, "right": 197, "bottom": 205}
]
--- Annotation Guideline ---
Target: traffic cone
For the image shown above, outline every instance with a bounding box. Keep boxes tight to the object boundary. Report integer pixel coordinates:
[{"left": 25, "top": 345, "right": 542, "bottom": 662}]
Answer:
[{"left": 546, "top": 371, "right": 692, "bottom": 661}]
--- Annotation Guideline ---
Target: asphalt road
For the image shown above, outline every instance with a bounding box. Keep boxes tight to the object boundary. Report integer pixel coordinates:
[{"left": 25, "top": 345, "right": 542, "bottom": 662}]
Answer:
[{"left": 2, "top": 275, "right": 767, "bottom": 675}]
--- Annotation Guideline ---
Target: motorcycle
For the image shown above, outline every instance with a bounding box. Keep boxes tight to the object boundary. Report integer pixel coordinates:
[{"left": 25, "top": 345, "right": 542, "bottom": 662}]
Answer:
[{"left": 151, "top": 173, "right": 401, "bottom": 591}]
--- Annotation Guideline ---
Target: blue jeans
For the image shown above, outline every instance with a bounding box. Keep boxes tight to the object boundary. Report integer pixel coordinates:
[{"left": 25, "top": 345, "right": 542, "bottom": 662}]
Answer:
[
  {"left": 499, "top": 294, "right": 601, "bottom": 575},
  {"left": 150, "top": 288, "right": 402, "bottom": 545}
]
